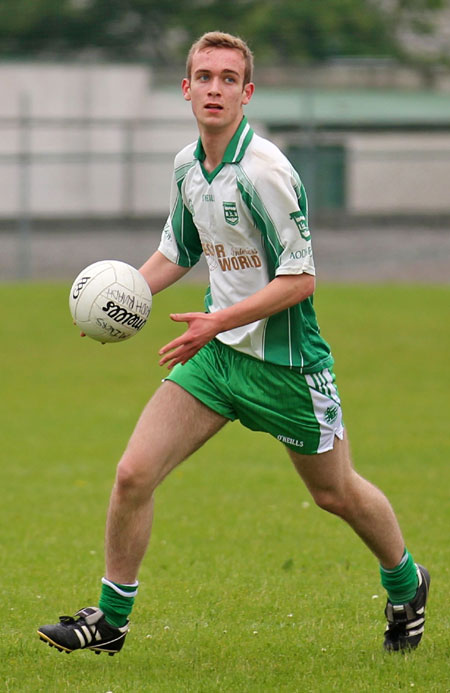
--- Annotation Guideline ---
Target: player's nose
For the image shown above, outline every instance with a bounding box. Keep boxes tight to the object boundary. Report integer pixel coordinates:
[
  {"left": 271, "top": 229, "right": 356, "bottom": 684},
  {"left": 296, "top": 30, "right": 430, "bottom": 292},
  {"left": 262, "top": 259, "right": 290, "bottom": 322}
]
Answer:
[{"left": 208, "top": 78, "right": 221, "bottom": 95}]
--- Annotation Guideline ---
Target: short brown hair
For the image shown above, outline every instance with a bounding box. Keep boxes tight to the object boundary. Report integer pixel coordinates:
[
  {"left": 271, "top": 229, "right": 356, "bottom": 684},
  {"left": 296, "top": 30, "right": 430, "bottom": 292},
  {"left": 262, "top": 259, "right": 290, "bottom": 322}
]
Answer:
[{"left": 186, "top": 31, "right": 254, "bottom": 86}]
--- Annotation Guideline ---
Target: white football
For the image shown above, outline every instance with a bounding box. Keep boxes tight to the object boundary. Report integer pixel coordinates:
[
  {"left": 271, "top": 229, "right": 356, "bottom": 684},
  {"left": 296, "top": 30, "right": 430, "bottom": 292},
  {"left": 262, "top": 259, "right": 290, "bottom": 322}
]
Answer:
[{"left": 69, "top": 260, "right": 152, "bottom": 343}]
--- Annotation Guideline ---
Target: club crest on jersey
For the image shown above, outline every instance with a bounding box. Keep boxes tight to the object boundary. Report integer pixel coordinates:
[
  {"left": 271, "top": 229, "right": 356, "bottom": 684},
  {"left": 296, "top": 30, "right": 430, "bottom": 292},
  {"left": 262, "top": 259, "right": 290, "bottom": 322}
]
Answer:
[
  {"left": 289, "top": 211, "right": 311, "bottom": 241},
  {"left": 223, "top": 201, "right": 239, "bottom": 226}
]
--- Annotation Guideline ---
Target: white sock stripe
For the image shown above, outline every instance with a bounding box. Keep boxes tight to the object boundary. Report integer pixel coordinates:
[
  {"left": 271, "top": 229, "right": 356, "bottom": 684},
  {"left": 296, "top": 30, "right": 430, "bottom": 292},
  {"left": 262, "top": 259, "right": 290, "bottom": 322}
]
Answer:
[
  {"left": 398, "top": 551, "right": 409, "bottom": 568},
  {"left": 381, "top": 550, "right": 410, "bottom": 574},
  {"left": 101, "top": 577, "right": 139, "bottom": 598}
]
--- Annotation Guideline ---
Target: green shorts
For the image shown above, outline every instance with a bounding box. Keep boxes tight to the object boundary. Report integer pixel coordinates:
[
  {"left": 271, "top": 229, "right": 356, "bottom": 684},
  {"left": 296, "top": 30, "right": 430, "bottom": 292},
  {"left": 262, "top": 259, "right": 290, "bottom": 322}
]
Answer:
[{"left": 165, "top": 339, "right": 344, "bottom": 455}]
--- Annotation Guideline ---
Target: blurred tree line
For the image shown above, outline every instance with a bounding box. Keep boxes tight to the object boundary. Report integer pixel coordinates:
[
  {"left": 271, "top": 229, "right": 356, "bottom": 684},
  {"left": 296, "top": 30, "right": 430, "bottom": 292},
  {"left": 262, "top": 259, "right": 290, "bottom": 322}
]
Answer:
[{"left": 0, "top": 0, "right": 448, "bottom": 71}]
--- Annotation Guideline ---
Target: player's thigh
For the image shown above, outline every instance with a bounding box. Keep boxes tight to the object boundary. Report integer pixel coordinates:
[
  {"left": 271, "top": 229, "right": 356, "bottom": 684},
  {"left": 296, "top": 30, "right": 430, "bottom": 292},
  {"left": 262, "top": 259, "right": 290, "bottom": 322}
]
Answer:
[
  {"left": 287, "top": 432, "right": 355, "bottom": 500},
  {"left": 120, "top": 380, "right": 228, "bottom": 488}
]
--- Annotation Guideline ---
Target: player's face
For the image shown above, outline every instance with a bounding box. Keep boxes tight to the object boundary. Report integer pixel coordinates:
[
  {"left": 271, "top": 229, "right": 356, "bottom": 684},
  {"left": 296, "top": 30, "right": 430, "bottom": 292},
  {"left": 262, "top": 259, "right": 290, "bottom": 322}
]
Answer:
[{"left": 182, "top": 47, "right": 254, "bottom": 135}]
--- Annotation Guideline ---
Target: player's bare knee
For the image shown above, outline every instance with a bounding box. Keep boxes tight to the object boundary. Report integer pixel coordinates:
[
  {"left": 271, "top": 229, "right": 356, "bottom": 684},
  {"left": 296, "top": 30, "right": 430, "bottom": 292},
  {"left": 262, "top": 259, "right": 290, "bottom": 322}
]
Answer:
[
  {"left": 115, "top": 456, "right": 157, "bottom": 500},
  {"left": 310, "top": 488, "right": 348, "bottom": 517}
]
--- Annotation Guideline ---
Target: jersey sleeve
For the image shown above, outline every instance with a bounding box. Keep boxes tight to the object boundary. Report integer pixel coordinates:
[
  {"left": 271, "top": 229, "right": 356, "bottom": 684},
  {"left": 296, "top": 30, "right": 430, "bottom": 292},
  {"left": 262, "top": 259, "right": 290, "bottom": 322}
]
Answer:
[
  {"left": 238, "top": 159, "right": 315, "bottom": 277},
  {"left": 158, "top": 164, "right": 203, "bottom": 268}
]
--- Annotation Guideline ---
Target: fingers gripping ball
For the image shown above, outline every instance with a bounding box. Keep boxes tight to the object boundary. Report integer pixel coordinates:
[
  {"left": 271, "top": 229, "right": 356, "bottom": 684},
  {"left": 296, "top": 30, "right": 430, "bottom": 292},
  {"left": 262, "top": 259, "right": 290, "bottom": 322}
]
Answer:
[{"left": 69, "top": 260, "right": 152, "bottom": 343}]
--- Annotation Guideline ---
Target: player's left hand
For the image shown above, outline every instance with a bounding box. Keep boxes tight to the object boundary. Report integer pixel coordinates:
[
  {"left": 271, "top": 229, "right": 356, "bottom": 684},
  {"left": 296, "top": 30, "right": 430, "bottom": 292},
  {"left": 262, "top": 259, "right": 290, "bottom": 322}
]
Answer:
[{"left": 159, "top": 312, "right": 221, "bottom": 369}]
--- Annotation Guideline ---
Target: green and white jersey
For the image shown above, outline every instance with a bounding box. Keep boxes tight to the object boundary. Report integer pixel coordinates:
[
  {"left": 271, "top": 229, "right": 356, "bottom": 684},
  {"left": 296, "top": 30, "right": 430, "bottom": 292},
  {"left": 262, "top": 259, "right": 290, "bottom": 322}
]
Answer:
[{"left": 158, "top": 116, "right": 333, "bottom": 373}]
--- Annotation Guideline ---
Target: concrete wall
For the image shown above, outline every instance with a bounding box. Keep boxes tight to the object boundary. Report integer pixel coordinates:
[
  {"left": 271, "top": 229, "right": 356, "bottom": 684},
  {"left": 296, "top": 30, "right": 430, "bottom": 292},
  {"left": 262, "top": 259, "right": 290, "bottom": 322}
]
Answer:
[
  {"left": 0, "top": 62, "right": 197, "bottom": 218},
  {"left": 1, "top": 62, "right": 450, "bottom": 220},
  {"left": 347, "top": 133, "right": 450, "bottom": 213},
  {"left": 0, "top": 62, "right": 151, "bottom": 119}
]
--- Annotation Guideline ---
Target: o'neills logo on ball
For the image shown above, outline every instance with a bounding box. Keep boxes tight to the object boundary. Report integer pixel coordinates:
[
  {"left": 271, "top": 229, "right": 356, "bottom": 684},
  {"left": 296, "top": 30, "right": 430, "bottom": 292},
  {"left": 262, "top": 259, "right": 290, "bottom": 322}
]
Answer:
[
  {"left": 72, "top": 276, "right": 91, "bottom": 299},
  {"left": 102, "top": 300, "right": 147, "bottom": 331}
]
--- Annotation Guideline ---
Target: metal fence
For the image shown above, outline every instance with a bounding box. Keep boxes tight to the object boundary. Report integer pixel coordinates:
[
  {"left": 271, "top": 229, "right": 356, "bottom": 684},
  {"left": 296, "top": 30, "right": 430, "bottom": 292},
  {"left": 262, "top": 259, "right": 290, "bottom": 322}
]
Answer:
[
  {"left": 2, "top": 102, "right": 450, "bottom": 278},
  {"left": 3, "top": 99, "right": 450, "bottom": 219}
]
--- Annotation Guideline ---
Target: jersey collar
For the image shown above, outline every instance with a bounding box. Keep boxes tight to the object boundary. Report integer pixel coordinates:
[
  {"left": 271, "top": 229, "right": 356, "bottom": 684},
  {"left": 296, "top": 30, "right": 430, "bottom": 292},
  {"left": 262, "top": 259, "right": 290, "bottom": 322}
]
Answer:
[{"left": 194, "top": 117, "right": 254, "bottom": 165}]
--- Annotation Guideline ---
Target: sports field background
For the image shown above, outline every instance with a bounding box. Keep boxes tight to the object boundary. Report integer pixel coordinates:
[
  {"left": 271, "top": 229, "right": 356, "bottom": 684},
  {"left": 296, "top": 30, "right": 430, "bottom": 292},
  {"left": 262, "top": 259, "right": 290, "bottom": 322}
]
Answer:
[
  {"left": 2, "top": 1, "right": 450, "bottom": 689},
  {"left": 1, "top": 223, "right": 450, "bottom": 284},
  {"left": 1, "top": 256, "right": 449, "bottom": 691}
]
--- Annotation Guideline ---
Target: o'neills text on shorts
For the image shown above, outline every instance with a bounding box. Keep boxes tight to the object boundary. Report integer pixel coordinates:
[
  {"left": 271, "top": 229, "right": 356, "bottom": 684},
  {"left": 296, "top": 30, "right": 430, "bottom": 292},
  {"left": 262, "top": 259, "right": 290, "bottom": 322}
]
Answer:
[{"left": 277, "top": 435, "right": 304, "bottom": 447}]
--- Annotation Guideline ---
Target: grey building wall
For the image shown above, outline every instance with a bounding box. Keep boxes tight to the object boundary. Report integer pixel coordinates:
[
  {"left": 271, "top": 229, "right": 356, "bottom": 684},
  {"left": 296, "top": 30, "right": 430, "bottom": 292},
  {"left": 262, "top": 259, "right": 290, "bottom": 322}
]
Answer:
[{"left": 1, "top": 62, "right": 450, "bottom": 221}]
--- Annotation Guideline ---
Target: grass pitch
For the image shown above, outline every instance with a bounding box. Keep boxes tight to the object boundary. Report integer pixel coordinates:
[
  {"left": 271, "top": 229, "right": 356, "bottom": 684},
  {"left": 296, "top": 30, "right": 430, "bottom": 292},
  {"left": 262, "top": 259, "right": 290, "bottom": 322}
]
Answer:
[{"left": 1, "top": 282, "right": 449, "bottom": 692}]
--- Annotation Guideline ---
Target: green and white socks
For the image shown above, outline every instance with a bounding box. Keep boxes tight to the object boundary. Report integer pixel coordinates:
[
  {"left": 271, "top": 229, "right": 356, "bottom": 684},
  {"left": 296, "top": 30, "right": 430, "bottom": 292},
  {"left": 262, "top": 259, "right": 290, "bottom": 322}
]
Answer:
[
  {"left": 97, "top": 551, "right": 418, "bottom": 627},
  {"left": 99, "top": 577, "right": 139, "bottom": 628},
  {"left": 380, "top": 548, "right": 419, "bottom": 605}
]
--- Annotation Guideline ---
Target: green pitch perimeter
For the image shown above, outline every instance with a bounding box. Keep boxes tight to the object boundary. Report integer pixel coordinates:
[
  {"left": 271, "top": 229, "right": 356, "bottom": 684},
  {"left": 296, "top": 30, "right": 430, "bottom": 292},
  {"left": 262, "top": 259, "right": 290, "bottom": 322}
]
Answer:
[{"left": 1, "top": 283, "right": 449, "bottom": 692}]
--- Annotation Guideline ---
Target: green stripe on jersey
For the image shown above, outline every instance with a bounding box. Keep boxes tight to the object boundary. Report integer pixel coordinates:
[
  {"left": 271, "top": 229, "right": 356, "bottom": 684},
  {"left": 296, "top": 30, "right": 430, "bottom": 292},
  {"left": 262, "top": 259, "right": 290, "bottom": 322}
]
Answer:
[
  {"left": 175, "top": 160, "right": 196, "bottom": 184},
  {"left": 168, "top": 162, "right": 203, "bottom": 267},
  {"left": 234, "top": 163, "right": 331, "bottom": 372},
  {"left": 235, "top": 165, "right": 284, "bottom": 273},
  {"left": 169, "top": 193, "right": 202, "bottom": 267}
]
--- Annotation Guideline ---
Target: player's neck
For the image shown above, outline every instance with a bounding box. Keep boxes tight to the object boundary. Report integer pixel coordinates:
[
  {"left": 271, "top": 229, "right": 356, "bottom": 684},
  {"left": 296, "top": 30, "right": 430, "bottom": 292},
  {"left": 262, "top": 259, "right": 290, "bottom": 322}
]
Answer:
[
  {"left": 199, "top": 121, "right": 239, "bottom": 172},
  {"left": 199, "top": 132, "right": 227, "bottom": 172}
]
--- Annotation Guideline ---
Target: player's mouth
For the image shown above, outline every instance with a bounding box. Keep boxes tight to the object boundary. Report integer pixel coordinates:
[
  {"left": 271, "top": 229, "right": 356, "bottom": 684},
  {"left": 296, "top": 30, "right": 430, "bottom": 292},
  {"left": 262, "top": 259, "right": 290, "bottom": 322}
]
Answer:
[{"left": 204, "top": 103, "right": 223, "bottom": 111}]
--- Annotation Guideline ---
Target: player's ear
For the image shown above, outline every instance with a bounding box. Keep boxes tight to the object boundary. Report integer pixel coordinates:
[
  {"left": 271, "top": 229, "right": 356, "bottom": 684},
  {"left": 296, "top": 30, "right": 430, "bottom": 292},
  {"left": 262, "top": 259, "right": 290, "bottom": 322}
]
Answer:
[
  {"left": 242, "top": 82, "right": 255, "bottom": 106},
  {"left": 182, "top": 78, "right": 191, "bottom": 101}
]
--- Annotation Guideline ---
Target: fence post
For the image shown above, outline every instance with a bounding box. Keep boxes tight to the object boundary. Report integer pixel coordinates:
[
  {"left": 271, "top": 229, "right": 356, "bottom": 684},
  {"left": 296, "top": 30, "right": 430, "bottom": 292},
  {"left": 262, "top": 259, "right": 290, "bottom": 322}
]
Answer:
[
  {"left": 17, "top": 92, "right": 32, "bottom": 279},
  {"left": 302, "top": 86, "right": 317, "bottom": 226},
  {"left": 122, "top": 120, "right": 134, "bottom": 218}
]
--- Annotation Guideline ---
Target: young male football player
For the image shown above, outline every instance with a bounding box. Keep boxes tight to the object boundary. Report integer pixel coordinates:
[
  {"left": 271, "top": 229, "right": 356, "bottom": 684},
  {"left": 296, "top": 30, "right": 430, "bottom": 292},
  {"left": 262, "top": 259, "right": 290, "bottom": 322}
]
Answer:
[{"left": 38, "top": 31, "right": 429, "bottom": 655}]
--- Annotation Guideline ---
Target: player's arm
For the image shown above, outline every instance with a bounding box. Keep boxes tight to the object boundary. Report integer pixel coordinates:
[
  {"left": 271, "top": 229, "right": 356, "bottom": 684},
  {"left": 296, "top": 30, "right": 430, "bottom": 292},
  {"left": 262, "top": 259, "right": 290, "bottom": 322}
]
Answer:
[
  {"left": 159, "top": 272, "right": 315, "bottom": 369},
  {"left": 139, "top": 250, "right": 191, "bottom": 295}
]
